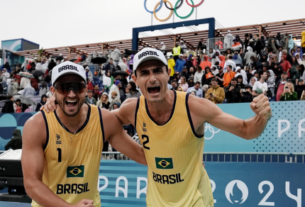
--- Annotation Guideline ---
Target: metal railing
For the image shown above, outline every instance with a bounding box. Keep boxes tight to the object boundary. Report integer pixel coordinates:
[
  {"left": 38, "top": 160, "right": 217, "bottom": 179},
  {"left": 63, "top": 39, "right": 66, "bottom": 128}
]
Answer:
[
  {"left": 1, "top": 151, "right": 303, "bottom": 163},
  {"left": 100, "top": 152, "right": 305, "bottom": 163}
]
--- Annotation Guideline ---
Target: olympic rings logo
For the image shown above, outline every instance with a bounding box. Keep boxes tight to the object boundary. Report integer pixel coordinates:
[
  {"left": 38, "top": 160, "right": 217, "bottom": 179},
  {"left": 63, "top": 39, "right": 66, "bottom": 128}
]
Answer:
[
  {"left": 204, "top": 123, "right": 220, "bottom": 140},
  {"left": 144, "top": 0, "right": 204, "bottom": 22}
]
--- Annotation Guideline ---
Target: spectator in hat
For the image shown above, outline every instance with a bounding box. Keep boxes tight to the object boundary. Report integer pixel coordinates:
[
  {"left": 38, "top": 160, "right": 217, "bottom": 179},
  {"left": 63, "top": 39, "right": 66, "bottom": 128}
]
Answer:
[
  {"left": 231, "top": 39, "right": 242, "bottom": 51},
  {"left": 109, "top": 80, "right": 121, "bottom": 102},
  {"left": 296, "top": 79, "right": 305, "bottom": 99},
  {"left": 111, "top": 47, "right": 121, "bottom": 65},
  {"left": 85, "top": 90, "right": 97, "bottom": 105},
  {"left": 205, "top": 78, "right": 225, "bottom": 104},
  {"left": 240, "top": 84, "right": 253, "bottom": 102},
  {"left": 187, "top": 81, "right": 203, "bottom": 98},
  {"left": 174, "top": 54, "right": 186, "bottom": 76},
  {"left": 96, "top": 92, "right": 110, "bottom": 110},
  {"left": 168, "top": 55, "right": 176, "bottom": 79},
  {"left": 85, "top": 66, "right": 93, "bottom": 82},
  {"left": 225, "top": 78, "right": 241, "bottom": 103},
  {"left": 109, "top": 91, "right": 121, "bottom": 110},
  {"left": 280, "top": 81, "right": 298, "bottom": 101}
]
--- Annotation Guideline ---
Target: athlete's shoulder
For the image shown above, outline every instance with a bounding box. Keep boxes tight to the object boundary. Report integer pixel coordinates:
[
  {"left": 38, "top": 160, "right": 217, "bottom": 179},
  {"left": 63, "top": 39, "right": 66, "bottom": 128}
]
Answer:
[
  {"left": 112, "top": 97, "right": 139, "bottom": 125},
  {"left": 23, "top": 111, "right": 47, "bottom": 146}
]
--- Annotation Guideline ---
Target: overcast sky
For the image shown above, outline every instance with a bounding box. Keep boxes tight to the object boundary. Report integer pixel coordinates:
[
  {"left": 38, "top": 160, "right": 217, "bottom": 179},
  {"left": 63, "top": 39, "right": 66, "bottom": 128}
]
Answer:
[{"left": 1, "top": 0, "right": 304, "bottom": 49}]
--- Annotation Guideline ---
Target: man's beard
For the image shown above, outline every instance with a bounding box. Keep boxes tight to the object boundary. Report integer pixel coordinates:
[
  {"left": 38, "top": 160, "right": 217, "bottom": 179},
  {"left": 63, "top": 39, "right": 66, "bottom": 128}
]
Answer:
[{"left": 55, "top": 95, "right": 84, "bottom": 117}]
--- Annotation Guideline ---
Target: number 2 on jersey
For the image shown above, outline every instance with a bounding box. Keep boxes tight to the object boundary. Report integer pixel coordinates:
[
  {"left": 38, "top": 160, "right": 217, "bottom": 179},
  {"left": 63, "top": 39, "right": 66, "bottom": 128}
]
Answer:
[
  {"left": 57, "top": 148, "right": 62, "bottom": 162},
  {"left": 142, "top": 135, "right": 150, "bottom": 150}
]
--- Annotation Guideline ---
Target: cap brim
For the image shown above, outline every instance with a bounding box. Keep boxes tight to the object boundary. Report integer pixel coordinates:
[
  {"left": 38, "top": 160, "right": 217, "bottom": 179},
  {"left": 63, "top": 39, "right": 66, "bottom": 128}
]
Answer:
[
  {"left": 52, "top": 71, "right": 86, "bottom": 86},
  {"left": 134, "top": 56, "right": 166, "bottom": 71}
]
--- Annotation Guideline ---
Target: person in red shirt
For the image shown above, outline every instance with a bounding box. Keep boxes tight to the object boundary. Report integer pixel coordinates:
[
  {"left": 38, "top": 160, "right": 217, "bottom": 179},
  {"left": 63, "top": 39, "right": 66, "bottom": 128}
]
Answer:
[
  {"left": 86, "top": 78, "right": 94, "bottom": 91},
  {"left": 280, "top": 55, "right": 291, "bottom": 77},
  {"left": 275, "top": 71, "right": 288, "bottom": 101}
]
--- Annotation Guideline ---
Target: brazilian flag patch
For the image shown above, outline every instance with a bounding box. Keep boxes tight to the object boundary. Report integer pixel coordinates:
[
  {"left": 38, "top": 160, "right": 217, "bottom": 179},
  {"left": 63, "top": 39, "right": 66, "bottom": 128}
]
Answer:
[
  {"left": 67, "top": 165, "right": 84, "bottom": 178},
  {"left": 155, "top": 157, "right": 173, "bottom": 169}
]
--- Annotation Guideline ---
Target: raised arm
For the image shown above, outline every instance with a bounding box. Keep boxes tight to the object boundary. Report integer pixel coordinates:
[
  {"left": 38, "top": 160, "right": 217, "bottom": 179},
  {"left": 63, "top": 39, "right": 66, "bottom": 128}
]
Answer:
[
  {"left": 103, "top": 108, "right": 146, "bottom": 165},
  {"left": 188, "top": 94, "right": 271, "bottom": 140}
]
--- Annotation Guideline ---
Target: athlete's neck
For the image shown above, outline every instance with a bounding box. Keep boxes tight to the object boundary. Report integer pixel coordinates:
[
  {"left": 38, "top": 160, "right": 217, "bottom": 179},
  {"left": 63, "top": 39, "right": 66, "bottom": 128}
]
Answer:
[
  {"left": 146, "top": 90, "right": 175, "bottom": 125},
  {"left": 56, "top": 104, "right": 88, "bottom": 133}
]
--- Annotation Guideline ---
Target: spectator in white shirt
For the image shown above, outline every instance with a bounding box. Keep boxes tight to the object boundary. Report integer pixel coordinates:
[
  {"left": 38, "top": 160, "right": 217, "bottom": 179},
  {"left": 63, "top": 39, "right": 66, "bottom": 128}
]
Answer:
[
  {"left": 252, "top": 71, "right": 268, "bottom": 97},
  {"left": 234, "top": 66, "right": 248, "bottom": 85},
  {"left": 194, "top": 66, "right": 204, "bottom": 86}
]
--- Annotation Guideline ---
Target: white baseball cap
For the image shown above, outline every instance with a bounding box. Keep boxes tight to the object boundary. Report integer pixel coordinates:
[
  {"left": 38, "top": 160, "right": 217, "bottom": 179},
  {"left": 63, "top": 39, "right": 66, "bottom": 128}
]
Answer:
[
  {"left": 52, "top": 61, "right": 86, "bottom": 86},
  {"left": 161, "top": 42, "right": 164, "bottom": 44},
  {"left": 133, "top": 47, "right": 168, "bottom": 72},
  {"left": 236, "top": 66, "right": 241, "bottom": 71}
]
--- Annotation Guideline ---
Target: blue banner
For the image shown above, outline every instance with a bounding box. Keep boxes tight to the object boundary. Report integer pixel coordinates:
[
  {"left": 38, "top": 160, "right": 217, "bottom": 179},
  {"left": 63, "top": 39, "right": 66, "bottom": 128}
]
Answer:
[
  {"left": 1, "top": 161, "right": 304, "bottom": 207},
  {"left": 0, "top": 101, "right": 304, "bottom": 153},
  {"left": 203, "top": 101, "right": 305, "bottom": 153}
]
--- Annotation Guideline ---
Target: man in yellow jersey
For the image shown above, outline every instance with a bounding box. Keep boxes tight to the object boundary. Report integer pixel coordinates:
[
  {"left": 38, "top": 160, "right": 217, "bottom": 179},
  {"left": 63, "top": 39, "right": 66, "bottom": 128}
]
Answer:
[
  {"left": 44, "top": 48, "right": 272, "bottom": 207},
  {"left": 22, "top": 62, "right": 146, "bottom": 207}
]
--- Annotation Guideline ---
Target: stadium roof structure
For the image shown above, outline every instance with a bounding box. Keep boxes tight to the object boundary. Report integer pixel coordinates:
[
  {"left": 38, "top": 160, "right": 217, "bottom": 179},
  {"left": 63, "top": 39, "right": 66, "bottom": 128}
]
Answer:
[{"left": 15, "top": 18, "right": 305, "bottom": 59}]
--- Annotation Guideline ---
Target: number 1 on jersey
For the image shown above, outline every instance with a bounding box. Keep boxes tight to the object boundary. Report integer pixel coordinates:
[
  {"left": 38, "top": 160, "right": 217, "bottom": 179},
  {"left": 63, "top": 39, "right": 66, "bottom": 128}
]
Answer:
[
  {"left": 142, "top": 135, "right": 150, "bottom": 150},
  {"left": 57, "top": 148, "right": 62, "bottom": 162}
]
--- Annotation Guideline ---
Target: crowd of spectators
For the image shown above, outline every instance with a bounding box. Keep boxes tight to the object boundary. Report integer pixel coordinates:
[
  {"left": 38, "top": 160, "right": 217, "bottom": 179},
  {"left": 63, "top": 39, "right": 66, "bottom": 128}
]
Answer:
[
  {"left": 1, "top": 31, "right": 305, "bottom": 116},
  {"left": 166, "top": 31, "right": 305, "bottom": 103}
]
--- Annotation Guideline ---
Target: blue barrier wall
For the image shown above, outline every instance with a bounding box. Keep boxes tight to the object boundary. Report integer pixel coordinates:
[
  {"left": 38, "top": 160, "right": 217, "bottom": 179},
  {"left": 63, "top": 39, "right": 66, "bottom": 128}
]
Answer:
[
  {"left": 1, "top": 161, "right": 304, "bottom": 207},
  {"left": 0, "top": 101, "right": 304, "bottom": 153}
]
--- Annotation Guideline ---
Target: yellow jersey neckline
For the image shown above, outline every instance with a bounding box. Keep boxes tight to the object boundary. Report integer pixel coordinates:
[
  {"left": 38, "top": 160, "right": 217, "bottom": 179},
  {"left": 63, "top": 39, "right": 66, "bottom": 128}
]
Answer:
[
  {"left": 144, "top": 90, "right": 177, "bottom": 127},
  {"left": 54, "top": 103, "right": 91, "bottom": 135}
]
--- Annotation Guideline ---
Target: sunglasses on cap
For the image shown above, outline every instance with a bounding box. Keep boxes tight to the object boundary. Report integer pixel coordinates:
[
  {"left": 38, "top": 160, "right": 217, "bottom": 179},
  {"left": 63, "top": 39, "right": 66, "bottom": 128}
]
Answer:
[{"left": 54, "top": 82, "right": 86, "bottom": 95}]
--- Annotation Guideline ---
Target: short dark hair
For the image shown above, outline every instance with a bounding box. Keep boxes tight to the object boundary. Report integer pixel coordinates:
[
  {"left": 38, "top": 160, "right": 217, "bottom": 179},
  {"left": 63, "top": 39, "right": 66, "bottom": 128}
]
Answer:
[
  {"left": 211, "top": 78, "right": 218, "bottom": 82},
  {"left": 195, "top": 81, "right": 201, "bottom": 85},
  {"left": 228, "top": 65, "right": 232, "bottom": 69},
  {"left": 231, "top": 78, "right": 237, "bottom": 82}
]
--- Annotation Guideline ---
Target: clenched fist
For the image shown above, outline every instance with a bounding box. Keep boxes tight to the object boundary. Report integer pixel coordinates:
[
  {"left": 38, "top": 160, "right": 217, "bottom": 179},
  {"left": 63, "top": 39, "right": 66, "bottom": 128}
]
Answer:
[{"left": 250, "top": 94, "right": 272, "bottom": 120}]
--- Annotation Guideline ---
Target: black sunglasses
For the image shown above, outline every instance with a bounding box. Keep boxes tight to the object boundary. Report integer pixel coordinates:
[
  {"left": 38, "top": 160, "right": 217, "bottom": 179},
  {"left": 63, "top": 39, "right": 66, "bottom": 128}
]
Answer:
[{"left": 54, "top": 82, "right": 86, "bottom": 95}]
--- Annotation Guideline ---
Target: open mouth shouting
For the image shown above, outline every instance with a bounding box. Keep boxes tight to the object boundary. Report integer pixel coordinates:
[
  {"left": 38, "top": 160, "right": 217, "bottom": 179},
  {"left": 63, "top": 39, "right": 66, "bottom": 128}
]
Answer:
[
  {"left": 65, "top": 100, "right": 78, "bottom": 109},
  {"left": 147, "top": 86, "right": 161, "bottom": 95}
]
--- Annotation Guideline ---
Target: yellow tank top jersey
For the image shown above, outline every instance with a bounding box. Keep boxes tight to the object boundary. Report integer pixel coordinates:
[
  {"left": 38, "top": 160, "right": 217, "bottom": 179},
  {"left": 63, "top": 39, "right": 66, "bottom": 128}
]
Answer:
[
  {"left": 32, "top": 105, "right": 104, "bottom": 207},
  {"left": 136, "top": 91, "right": 214, "bottom": 207}
]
